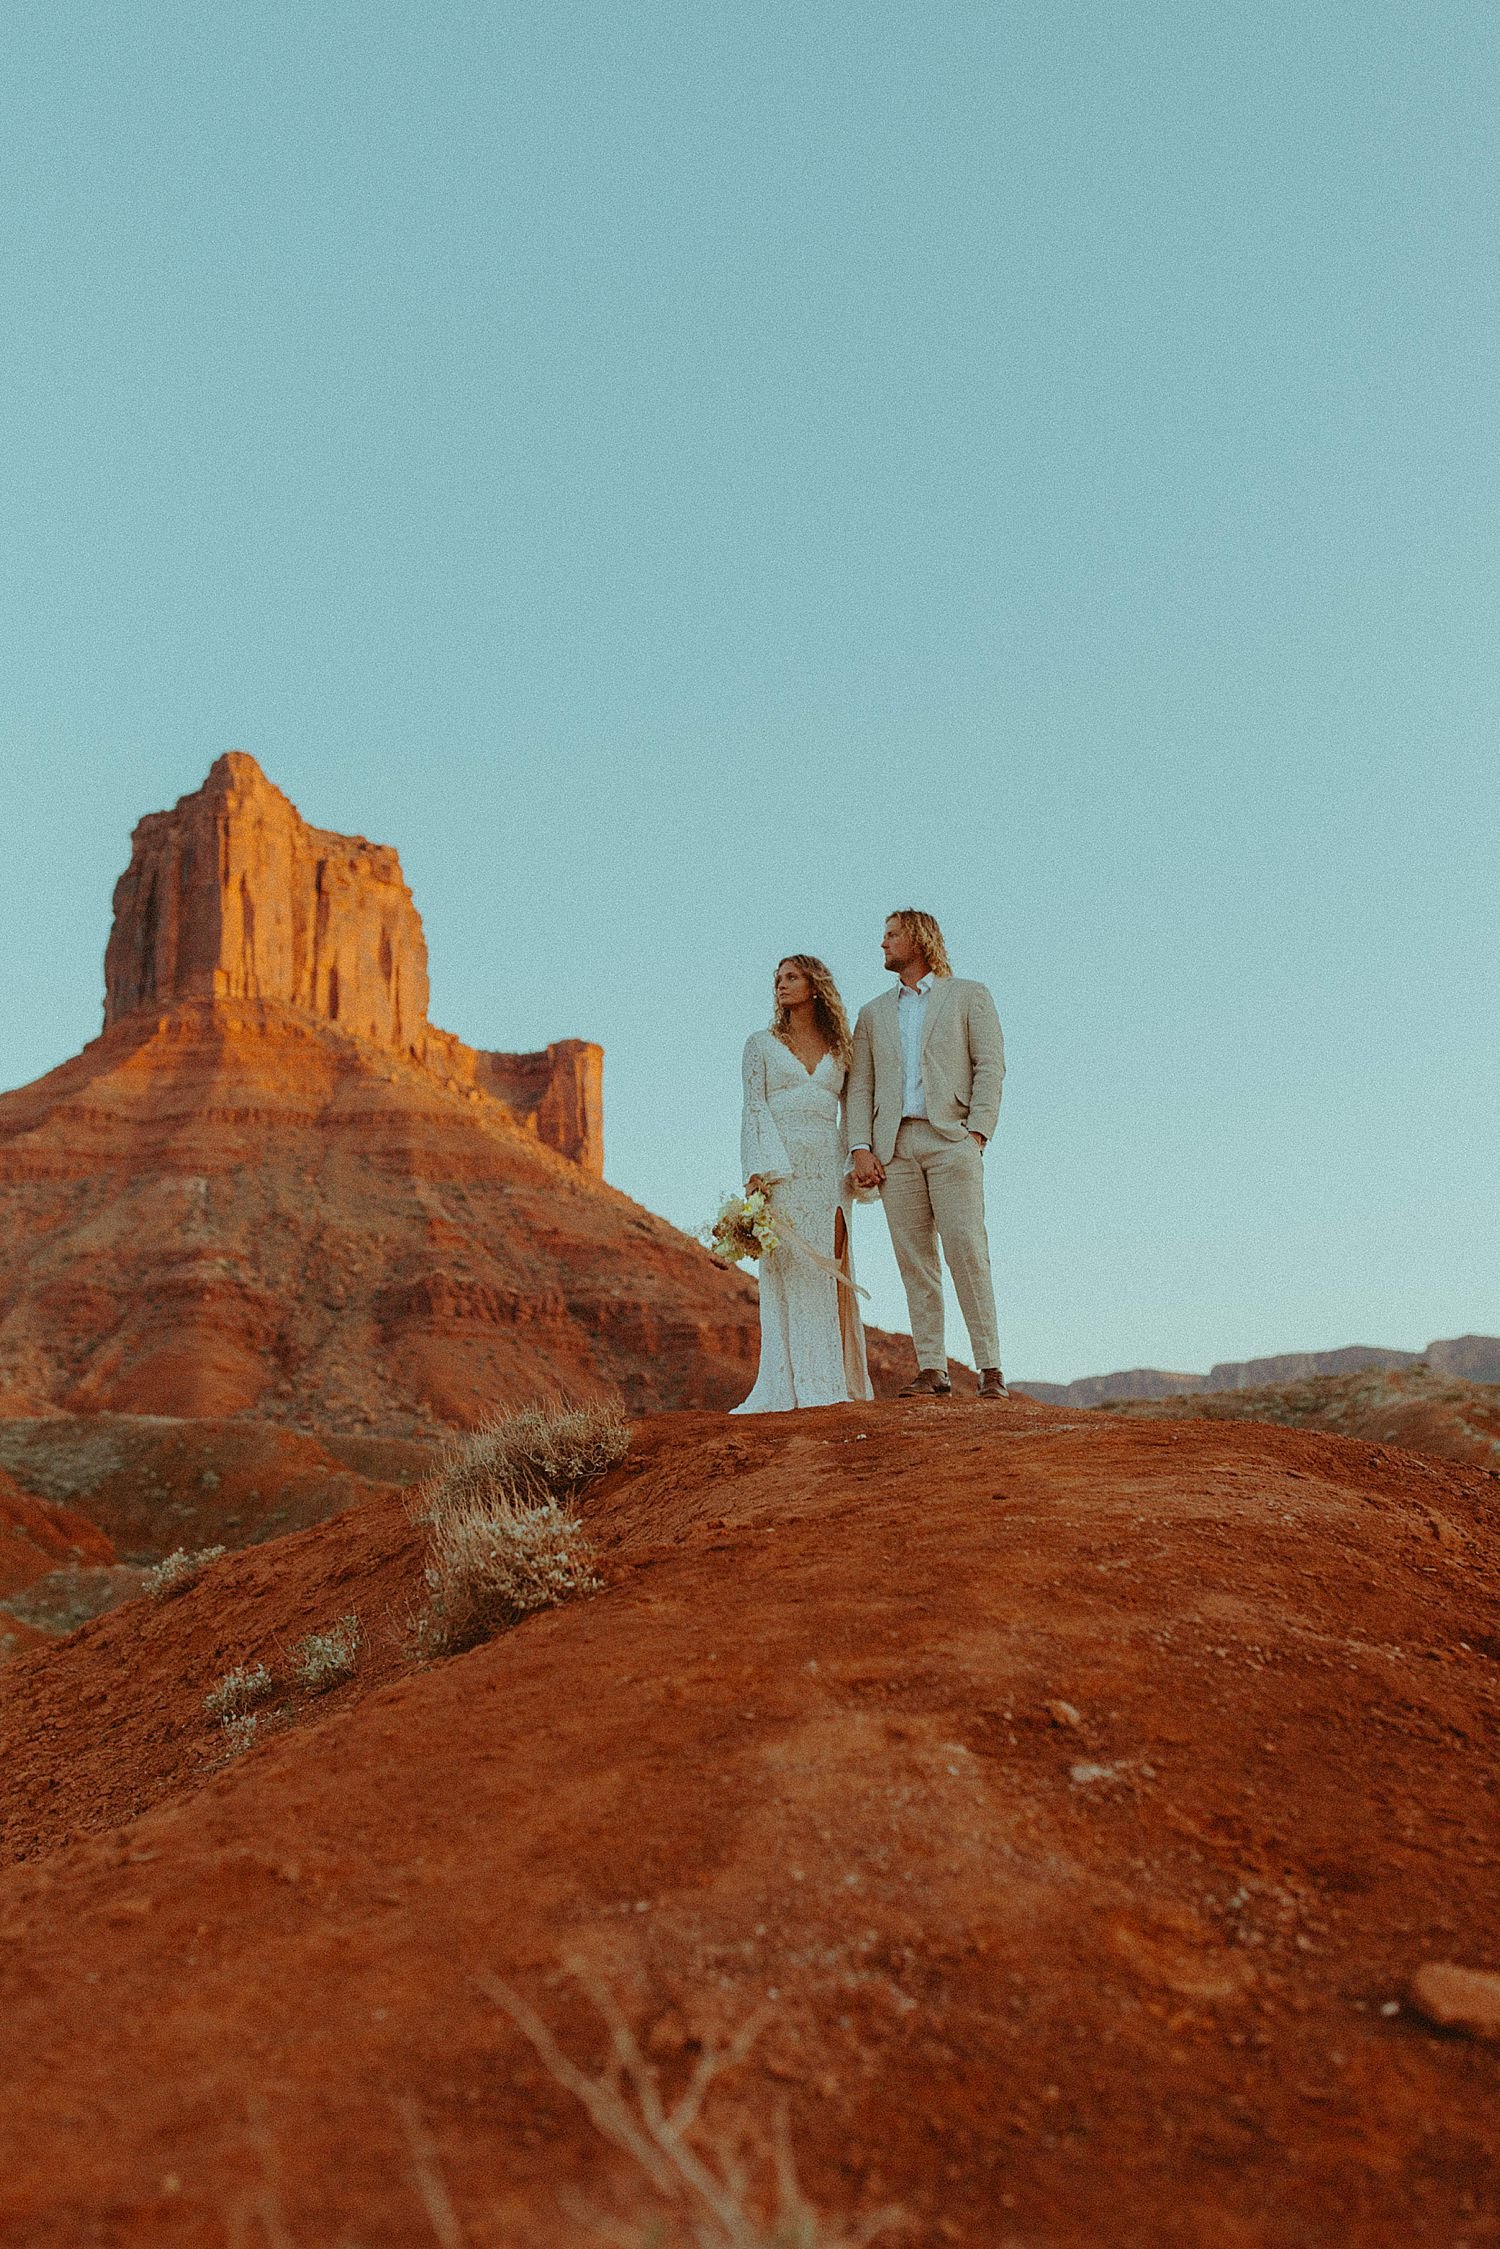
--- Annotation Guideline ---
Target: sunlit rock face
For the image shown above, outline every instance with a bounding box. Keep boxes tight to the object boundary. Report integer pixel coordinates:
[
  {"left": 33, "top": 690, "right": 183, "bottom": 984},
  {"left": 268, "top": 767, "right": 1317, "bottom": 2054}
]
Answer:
[
  {"left": 104, "top": 752, "right": 431, "bottom": 1055},
  {"left": 100, "top": 752, "right": 602, "bottom": 1174}
]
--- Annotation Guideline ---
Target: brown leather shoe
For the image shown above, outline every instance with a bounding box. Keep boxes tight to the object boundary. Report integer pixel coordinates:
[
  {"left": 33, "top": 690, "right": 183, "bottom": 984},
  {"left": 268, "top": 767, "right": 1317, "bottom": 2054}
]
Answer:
[
  {"left": 977, "top": 1367, "right": 1010, "bottom": 1399},
  {"left": 899, "top": 1368, "right": 952, "bottom": 1397}
]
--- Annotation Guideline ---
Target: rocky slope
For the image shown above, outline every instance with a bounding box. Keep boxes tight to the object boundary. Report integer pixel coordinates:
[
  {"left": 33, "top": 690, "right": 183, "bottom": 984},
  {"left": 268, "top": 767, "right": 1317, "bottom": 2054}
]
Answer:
[
  {"left": 0, "top": 1402, "right": 1496, "bottom": 2245},
  {"left": 1093, "top": 1364, "right": 1500, "bottom": 1471},
  {"left": 0, "top": 994, "right": 769, "bottom": 1428}
]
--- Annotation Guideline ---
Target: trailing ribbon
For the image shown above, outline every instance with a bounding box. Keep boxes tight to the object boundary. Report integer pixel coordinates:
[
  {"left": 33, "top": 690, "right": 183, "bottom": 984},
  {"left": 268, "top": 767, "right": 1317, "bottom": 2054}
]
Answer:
[{"left": 766, "top": 1205, "right": 869, "bottom": 1299}]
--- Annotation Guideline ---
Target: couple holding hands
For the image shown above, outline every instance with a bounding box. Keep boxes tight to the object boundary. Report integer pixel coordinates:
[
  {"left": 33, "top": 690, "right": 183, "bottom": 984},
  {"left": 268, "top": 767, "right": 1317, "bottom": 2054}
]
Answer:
[{"left": 731, "top": 908, "right": 1007, "bottom": 1416}]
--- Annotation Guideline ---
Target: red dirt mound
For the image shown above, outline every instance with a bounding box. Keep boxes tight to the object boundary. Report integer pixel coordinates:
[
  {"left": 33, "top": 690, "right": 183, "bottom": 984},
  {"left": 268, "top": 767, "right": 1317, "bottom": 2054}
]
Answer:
[
  {"left": 1093, "top": 1364, "right": 1500, "bottom": 1471},
  {"left": 0, "top": 996, "right": 770, "bottom": 1428},
  {"left": 0, "top": 1467, "right": 121, "bottom": 1657},
  {"left": 1, "top": 1403, "right": 1496, "bottom": 2246},
  {"left": 0, "top": 1467, "right": 115, "bottom": 1599},
  {"left": 0, "top": 1414, "right": 431, "bottom": 1649},
  {"left": 0, "top": 1412, "right": 429, "bottom": 1561}
]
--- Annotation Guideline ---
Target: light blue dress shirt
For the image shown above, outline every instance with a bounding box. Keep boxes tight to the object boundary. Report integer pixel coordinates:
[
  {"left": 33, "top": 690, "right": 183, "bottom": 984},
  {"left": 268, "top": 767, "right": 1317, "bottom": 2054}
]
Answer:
[{"left": 897, "top": 973, "right": 934, "bottom": 1118}]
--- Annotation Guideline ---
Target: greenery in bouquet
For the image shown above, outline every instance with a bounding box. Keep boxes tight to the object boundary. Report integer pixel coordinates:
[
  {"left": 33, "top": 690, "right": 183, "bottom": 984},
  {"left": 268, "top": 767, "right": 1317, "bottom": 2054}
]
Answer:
[{"left": 704, "top": 1186, "right": 781, "bottom": 1264}]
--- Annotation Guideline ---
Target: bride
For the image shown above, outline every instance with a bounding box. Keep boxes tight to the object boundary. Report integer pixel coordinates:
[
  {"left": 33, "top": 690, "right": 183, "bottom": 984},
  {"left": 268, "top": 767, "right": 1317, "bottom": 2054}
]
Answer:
[{"left": 731, "top": 955, "right": 874, "bottom": 1414}]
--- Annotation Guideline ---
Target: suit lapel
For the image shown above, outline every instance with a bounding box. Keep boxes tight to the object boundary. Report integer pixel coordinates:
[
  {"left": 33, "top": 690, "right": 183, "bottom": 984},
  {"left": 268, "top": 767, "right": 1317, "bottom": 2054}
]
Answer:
[
  {"left": 919, "top": 977, "right": 956, "bottom": 1059},
  {"left": 877, "top": 988, "right": 903, "bottom": 1070}
]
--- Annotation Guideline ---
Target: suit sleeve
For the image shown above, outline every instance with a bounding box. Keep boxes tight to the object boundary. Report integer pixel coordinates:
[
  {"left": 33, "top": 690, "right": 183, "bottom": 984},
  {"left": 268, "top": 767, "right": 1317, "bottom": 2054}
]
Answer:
[
  {"left": 966, "top": 984, "right": 1005, "bottom": 1140},
  {"left": 740, "top": 1036, "right": 793, "bottom": 1186},
  {"left": 846, "top": 1010, "right": 875, "bottom": 1150}
]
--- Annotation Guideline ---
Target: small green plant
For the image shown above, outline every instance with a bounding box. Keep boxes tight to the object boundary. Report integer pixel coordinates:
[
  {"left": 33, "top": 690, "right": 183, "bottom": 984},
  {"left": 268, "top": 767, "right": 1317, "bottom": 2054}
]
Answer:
[
  {"left": 145, "top": 1545, "right": 227, "bottom": 1599},
  {"left": 293, "top": 1612, "right": 362, "bottom": 1691},
  {"left": 217, "top": 1710, "right": 264, "bottom": 1759},
  {"left": 204, "top": 1661, "right": 275, "bottom": 1718},
  {"left": 413, "top": 1402, "right": 629, "bottom": 1657}
]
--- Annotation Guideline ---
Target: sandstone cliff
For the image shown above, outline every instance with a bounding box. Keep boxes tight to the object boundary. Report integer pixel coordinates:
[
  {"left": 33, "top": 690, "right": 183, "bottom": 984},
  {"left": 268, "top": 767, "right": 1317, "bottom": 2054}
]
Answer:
[{"left": 102, "top": 753, "right": 603, "bottom": 1173}]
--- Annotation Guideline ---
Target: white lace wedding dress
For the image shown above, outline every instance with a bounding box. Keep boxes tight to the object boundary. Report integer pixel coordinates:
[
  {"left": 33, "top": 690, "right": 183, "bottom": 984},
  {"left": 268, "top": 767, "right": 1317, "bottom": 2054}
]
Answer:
[{"left": 730, "top": 1030, "right": 874, "bottom": 1414}]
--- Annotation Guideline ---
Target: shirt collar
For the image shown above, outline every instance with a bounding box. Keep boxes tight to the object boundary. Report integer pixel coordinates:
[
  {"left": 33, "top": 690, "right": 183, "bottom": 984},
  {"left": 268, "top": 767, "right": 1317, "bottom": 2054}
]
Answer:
[{"left": 898, "top": 973, "right": 934, "bottom": 997}]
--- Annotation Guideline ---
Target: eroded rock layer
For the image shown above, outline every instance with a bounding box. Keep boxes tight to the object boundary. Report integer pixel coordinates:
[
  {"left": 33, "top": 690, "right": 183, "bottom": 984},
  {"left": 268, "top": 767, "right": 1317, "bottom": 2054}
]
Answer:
[{"left": 0, "top": 999, "right": 762, "bottom": 1428}]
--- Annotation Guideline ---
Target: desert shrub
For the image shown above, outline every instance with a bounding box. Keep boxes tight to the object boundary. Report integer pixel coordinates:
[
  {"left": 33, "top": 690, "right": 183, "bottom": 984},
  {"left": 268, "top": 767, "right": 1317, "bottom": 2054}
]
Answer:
[
  {"left": 482, "top": 1966, "right": 901, "bottom": 2249},
  {"left": 418, "top": 1402, "right": 631, "bottom": 1518},
  {"left": 145, "top": 1545, "right": 227, "bottom": 1600},
  {"left": 204, "top": 1661, "right": 275, "bottom": 1718},
  {"left": 293, "top": 1612, "right": 362, "bottom": 1691},
  {"left": 413, "top": 1402, "right": 628, "bottom": 1657}
]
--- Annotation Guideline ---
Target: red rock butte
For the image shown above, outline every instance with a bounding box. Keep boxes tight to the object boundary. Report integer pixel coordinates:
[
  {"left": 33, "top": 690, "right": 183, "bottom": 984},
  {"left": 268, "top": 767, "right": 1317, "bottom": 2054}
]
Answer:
[
  {"left": 103, "top": 751, "right": 602, "bottom": 1172},
  {"left": 0, "top": 755, "right": 919, "bottom": 1430}
]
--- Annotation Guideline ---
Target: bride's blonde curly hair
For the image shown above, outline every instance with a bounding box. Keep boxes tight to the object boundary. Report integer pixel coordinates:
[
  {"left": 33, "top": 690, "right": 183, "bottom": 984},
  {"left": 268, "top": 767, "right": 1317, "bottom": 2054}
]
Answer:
[
  {"left": 772, "top": 955, "right": 853, "bottom": 1067},
  {"left": 889, "top": 909, "right": 953, "bottom": 978}
]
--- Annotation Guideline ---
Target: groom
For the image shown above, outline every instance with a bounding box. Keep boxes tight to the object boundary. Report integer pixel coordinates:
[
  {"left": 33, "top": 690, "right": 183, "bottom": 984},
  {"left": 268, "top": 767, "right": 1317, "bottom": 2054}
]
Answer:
[{"left": 847, "top": 910, "right": 1008, "bottom": 1399}]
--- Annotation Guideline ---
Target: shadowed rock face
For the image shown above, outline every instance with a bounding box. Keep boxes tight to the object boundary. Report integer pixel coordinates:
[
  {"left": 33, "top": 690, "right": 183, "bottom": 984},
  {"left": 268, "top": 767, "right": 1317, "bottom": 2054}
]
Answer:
[{"left": 101, "top": 753, "right": 603, "bottom": 1173}]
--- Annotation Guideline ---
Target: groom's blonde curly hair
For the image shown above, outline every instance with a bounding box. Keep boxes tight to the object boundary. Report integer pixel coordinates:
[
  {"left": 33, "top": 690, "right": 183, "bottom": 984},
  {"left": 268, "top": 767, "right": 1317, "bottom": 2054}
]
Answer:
[
  {"left": 889, "top": 909, "right": 953, "bottom": 978},
  {"left": 772, "top": 956, "right": 853, "bottom": 1067}
]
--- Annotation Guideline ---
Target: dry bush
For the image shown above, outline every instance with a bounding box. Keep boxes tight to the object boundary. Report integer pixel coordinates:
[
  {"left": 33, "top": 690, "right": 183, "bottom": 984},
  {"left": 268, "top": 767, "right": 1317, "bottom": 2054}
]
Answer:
[
  {"left": 420, "top": 1402, "right": 631, "bottom": 1517},
  {"left": 292, "top": 1612, "right": 362, "bottom": 1691},
  {"left": 205, "top": 1661, "right": 275, "bottom": 1718},
  {"left": 481, "top": 1966, "right": 902, "bottom": 2249},
  {"left": 146, "top": 1545, "right": 227, "bottom": 1599},
  {"left": 413, "top": 1403, "right": 628, "bottom": 1657}
]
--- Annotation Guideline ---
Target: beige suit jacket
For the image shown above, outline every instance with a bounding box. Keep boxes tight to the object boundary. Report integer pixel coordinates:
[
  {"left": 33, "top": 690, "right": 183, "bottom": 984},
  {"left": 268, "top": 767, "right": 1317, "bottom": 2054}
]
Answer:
[{"left": 846, "top": 977, "right": 1005, "bottom": 1168}]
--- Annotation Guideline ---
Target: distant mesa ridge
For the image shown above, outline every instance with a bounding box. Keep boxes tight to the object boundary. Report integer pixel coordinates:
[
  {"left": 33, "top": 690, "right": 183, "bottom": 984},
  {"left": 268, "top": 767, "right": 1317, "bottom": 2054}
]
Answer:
[
  {"left": 103, "top": 751, "right": 602, "bottom": 1174},
  {"left": 1018, "top": 1335, "right": 1500, "bottom": 1406}
]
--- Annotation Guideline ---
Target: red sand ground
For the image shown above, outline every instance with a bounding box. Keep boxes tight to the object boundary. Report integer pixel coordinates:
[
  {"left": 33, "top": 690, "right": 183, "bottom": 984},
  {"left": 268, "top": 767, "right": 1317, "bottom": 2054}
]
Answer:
[{"left": 0, "top": 1401, "right": 1497, "bottom": 2246}]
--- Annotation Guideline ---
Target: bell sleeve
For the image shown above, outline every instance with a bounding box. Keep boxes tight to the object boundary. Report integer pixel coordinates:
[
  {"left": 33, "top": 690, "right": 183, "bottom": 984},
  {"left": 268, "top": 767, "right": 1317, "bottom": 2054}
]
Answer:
[{"left": 740, "top": 1035, "right": 793, "bottom": 1186}]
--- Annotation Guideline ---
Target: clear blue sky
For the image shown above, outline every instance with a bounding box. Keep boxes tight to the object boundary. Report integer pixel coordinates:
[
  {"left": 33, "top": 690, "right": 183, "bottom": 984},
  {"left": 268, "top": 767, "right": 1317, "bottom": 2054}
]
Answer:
[{"left": 1, "top": 2, "right": 1496, "bottom": 1379}]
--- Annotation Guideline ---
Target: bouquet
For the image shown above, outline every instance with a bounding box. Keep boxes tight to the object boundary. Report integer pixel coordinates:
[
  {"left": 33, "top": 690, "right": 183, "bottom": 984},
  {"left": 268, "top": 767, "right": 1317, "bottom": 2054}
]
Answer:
[{"left": 704, "top": 1187, "right": 780, "bottom": 1265}]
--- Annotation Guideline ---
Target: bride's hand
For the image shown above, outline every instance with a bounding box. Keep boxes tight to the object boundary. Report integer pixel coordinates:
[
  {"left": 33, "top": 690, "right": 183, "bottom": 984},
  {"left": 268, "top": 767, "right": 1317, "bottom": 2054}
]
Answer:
[{"left": 746, "top": 1173, "right": 767, "bottom": 1195}]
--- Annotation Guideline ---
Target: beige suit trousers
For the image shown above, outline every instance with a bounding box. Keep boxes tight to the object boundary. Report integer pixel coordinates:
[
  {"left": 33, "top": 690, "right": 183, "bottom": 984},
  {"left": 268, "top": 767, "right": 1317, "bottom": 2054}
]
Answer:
[{"left": 880, "top": 1119, "right": 1000, "bottom": 1374}]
